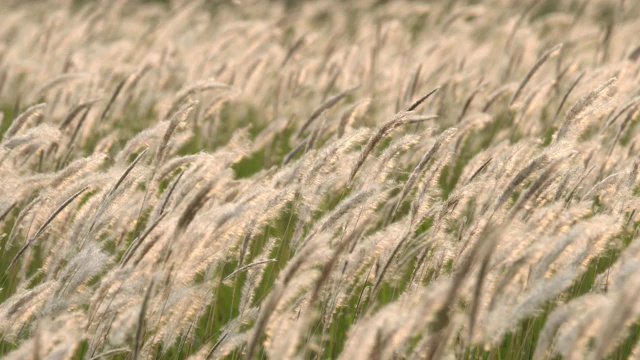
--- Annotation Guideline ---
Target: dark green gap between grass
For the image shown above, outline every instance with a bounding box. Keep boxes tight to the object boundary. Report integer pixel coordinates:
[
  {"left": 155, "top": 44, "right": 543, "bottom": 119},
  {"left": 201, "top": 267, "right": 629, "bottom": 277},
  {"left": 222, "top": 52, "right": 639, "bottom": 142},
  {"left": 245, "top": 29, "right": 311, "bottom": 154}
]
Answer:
[{"left": 0, "top": 104, "right": 16, "bottom": 139}]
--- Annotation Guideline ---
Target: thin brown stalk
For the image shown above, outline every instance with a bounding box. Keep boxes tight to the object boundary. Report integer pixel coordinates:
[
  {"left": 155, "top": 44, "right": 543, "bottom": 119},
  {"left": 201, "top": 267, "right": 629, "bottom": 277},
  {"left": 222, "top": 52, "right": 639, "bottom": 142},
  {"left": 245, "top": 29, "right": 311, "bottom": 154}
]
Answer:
[
  {"left": 98, "top": 76, "right": 129, "bottom": 123},
  {"left": 505, "top": 1, "right": 540, "bottom": 51},
  {"left": 407, "top": 87, "right": 440, "bottom": 111},
  {"left": 120, "top": 212, "right": 167, "bottom": 267},
  {"left": 495, "top": 153, "right": 549, "bottom": 210},
  {"left": 297, "top": 84, "right": 359, "bottom": 137},
  {"left": 3, "top": 103, "right": 46, "bottom": 140},
  {"left": 510, "top": 43, "right": 563, "bottom": 106},
  {"left": 602, "top": 96, "right": 640, "bottom": 131},
  {"left": 156, "top": 169, "right": 185, "bottom": 218},
  {"left": 7, "top": 186, "right": 88, "bottom": 271},
  {"left": 205, "top": 333, "right": 228, "bottom": 359},
  {"left": 165, "top": 80, "right": 231, "bottom": 119},
  {"left": 483, "top": 83, "right": 517, "bottom": 111},
  {"left": 282, "top": 35, "right": 307, "bottom": 67},
  {"left": 552, "top": 70, "right": 585, "bottom": 124},
  {"left": 457, "top": 83, "right": 485, "bottom": 123},
  {"left": 466, "top": 157, "right": 493, "bottom": 184},
  {"left": 224, "top": 259, "right": 276, "bottom": 281},
  {"left": 80, "top": 148, "right": 148, "bottom": 248},
  {"left": 88, "top": 348, "right": 130, "bottom": 360},
  {"left": 0, "top": 201, "right": 16, "bottom": 223},
  {"left": 35, "top": 72, "right": 90, "bottom": 98},
  {"left": 349, "top": 112, "right": 438, "bottom": 182},
  {"left": 509, "top": 153, "right": 574, "bottom": 219},
  {"left": 132, "top": 280, "right": 154, "bottom": 360},
  {"left": 556, "top": 77, "right": 617, "bottom": 142},
  {"left": 176, "top": 178, "right": 216, "bottom": 231},
  {"left": 403, "top": 65, "right": 422, "bottom": 105},
  {"left": 387, "top": 127, "right": 457, "bottom": 224}
]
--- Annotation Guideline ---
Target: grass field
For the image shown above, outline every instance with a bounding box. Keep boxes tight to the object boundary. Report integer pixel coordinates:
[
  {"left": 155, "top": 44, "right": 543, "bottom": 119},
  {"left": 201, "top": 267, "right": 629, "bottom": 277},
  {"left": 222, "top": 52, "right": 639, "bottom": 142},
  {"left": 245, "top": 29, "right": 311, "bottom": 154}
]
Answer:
[{"left": 2, "top": 0, "right": 640, "bottom": 359}]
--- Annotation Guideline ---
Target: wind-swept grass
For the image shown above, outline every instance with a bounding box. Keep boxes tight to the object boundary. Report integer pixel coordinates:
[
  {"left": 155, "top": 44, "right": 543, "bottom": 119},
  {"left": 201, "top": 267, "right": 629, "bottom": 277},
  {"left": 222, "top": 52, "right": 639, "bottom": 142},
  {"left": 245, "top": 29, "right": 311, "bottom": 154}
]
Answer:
[{"left": 2, "top": 0, "right": 640, "bottom": 359}]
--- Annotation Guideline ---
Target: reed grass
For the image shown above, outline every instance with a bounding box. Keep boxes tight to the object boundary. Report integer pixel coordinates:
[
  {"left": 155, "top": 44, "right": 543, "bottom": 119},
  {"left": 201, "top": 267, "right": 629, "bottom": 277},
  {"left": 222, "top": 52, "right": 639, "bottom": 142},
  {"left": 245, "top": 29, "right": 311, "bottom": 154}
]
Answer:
[{"left": 2, "top": 1, "right": 640, "bottom": 359}]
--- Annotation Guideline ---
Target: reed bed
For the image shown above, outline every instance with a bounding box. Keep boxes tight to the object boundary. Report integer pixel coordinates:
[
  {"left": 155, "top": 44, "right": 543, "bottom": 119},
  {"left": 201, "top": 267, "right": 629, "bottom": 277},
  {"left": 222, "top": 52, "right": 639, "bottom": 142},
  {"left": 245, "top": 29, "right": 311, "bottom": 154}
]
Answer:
[{"left": 1, "top": 0, "right": 640, "bottom": 359}]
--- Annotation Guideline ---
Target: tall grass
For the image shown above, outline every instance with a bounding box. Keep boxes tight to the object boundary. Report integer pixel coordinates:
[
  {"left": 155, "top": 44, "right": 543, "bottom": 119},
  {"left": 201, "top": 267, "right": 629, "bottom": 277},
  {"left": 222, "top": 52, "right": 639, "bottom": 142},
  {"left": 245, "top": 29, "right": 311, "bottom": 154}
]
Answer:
[{"left": 2, "top": 0, "right": 640, "bottom": 359}]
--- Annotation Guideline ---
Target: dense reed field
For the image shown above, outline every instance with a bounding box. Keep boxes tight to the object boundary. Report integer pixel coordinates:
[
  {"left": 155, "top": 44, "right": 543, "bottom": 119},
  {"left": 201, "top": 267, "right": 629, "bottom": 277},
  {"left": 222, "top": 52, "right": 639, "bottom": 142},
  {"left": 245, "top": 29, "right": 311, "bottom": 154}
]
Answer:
[{"left": 2, "top": 0, "right": 640, "bottom": 358}]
